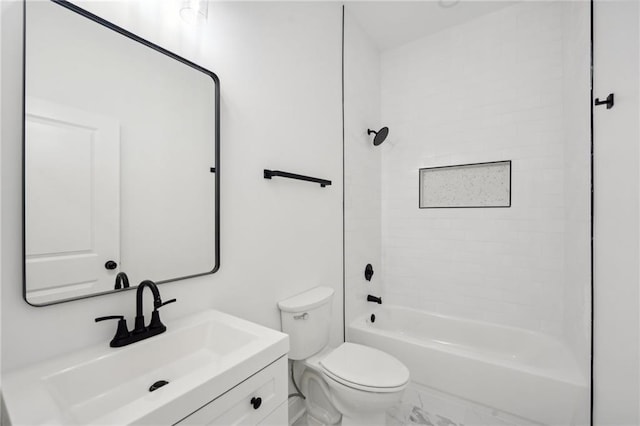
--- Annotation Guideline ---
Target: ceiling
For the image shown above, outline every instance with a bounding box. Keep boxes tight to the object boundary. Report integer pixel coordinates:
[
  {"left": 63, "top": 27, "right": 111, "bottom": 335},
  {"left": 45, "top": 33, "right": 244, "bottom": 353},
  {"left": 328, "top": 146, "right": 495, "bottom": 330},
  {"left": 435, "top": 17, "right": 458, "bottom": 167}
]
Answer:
[{"left": 345, "top": 1, "right": 519, "bottom": 51}]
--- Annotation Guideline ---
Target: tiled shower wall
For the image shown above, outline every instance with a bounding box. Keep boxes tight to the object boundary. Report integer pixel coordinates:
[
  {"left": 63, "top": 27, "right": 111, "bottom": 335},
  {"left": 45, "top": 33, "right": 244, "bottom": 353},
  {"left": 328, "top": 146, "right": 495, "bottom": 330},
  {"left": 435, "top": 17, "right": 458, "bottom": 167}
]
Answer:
[
  {"left": 343, "top": 9, "right": 382, "bottom": 331},
  {"left": 380, "top": 0, "right": 590, "bottom": 358}
]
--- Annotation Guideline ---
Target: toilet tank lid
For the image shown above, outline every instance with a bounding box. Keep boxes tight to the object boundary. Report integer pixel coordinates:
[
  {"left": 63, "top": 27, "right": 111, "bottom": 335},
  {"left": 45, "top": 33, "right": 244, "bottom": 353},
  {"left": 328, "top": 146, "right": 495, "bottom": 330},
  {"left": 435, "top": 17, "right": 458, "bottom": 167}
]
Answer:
[{"left": 278, "top": 286, "right": 334, "bottom": 312}]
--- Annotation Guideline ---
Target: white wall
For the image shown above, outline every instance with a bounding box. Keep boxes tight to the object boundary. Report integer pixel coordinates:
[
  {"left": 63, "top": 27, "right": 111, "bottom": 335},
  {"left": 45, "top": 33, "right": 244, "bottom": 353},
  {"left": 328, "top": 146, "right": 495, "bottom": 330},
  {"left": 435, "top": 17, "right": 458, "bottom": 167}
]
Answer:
[
  {"left": 0, "top": 0, "right": 3, "bottom": 405},
  {"left": 379, "top": 3, "right": 590, "bottom": 352},
  {"left": 1, "top": 0, "right": 343, "bottom": 372},
  {"left": 593, "top": 1, "right": 640, "bottom": 424},
  {"left": 343, "top": 8, "right": 382, "bottom": 331},
  {"left": 561, "top": 0, "right": 592, "bottom": 381}
]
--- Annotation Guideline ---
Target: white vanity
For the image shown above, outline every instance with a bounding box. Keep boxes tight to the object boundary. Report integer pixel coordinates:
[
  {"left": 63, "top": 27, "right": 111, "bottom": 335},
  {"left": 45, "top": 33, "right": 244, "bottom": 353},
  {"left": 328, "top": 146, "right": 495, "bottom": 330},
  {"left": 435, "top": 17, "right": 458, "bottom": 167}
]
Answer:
[{"left": 2, "top": 310, "right": 289, "bottom": 425}]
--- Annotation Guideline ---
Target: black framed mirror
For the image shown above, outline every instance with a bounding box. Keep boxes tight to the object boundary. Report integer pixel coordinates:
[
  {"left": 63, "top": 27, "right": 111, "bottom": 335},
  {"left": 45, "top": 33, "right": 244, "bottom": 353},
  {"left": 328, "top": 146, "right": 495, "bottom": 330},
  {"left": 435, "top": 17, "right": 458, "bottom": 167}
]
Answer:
[{"left": 23, "top": 0, "right": 220, "bottom": 306}]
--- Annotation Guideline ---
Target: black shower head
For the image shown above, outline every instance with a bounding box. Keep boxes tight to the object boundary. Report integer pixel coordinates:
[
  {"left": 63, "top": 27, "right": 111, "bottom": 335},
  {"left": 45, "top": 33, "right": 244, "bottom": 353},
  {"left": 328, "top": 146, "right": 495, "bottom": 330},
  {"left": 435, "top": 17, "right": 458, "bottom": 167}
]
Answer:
[{"left": 368, "top": 127, "right": 389, "bottom": 146}]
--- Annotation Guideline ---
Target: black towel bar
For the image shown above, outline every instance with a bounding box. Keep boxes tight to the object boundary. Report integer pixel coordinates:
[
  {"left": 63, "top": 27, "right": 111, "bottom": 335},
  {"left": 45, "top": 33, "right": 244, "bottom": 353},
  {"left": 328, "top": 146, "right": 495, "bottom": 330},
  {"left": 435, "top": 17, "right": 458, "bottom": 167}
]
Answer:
[{"left": 263, "top": 170, "right": 331, "bottom": 187}]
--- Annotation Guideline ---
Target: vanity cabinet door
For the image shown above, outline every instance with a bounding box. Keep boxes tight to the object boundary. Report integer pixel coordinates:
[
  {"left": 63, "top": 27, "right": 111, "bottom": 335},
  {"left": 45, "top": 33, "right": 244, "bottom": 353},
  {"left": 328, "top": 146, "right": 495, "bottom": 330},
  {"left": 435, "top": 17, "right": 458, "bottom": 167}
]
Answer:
[
  {"left": 176, "top": 357, "right": 287, "bottom": 426},
  {"left": 257, "top": 401, "right": 288, "bottom": 425}
]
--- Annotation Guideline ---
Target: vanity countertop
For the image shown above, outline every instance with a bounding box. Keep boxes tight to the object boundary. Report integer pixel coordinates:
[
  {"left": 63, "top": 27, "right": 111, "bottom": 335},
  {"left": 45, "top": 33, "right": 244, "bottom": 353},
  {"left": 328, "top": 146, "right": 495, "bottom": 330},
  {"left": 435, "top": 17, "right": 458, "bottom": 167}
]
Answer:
[{"left": 2, "top": 309, "right": 289, "bottom": 425}]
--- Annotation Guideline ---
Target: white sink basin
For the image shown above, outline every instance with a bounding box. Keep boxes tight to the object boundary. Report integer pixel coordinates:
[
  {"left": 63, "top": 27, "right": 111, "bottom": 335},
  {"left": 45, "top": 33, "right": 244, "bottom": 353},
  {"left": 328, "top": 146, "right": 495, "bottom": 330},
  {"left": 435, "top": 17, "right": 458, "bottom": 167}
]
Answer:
[{"left": 2, "top": 309, "right": 289, "bottom": 425}]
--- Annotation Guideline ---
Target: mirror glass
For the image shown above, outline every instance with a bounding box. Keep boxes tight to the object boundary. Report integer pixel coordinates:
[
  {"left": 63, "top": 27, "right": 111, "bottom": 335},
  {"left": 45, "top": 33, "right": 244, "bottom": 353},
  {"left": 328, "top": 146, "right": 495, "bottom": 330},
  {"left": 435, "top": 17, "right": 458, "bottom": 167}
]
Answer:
[{"left": 24, "top": 0, "right": 220, "bottom": 306}]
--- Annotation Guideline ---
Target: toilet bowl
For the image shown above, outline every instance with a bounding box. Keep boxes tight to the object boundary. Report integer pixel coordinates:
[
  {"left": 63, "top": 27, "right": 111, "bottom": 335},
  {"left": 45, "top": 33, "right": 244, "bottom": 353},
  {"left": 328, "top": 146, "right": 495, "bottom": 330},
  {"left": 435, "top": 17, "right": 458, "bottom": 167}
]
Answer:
[
  {"left": 278, "top": 287, "right": 410, "bottom": 425},
  {"left": 301, "top": 343, "right": 409, "bottom": 425}
]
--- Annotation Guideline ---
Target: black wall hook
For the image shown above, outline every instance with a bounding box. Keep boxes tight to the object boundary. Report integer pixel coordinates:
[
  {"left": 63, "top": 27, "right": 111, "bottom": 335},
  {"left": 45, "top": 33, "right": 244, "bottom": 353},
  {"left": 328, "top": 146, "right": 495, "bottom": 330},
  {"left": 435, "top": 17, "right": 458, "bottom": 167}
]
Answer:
[{"left": 595, "top": 93, "right": 614, "bottom": 109}]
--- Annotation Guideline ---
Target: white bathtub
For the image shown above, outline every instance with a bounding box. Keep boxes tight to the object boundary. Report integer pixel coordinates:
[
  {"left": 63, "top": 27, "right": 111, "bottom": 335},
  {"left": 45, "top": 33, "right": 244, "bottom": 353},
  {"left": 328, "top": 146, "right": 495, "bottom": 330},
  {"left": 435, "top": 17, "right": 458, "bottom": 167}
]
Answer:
[{"left": 348, "top": 306, "right": 589, "bottom": 425}]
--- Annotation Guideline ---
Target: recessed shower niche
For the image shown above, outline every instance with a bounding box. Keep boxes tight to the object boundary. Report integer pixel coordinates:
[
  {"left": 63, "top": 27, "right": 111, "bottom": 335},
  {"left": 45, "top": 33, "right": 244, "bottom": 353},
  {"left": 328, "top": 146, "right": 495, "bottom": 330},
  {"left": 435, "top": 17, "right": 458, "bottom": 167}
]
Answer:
[
  {"left": 23, "top": 0, "right": 220, "bottom": 305},
  {"left": 419, "top": 161, "right": 511, "bottom": 209}
]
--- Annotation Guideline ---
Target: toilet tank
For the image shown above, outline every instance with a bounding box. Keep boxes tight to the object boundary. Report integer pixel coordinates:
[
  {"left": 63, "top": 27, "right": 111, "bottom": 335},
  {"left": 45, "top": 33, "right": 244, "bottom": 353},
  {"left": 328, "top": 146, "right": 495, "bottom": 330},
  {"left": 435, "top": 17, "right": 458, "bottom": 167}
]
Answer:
[{"left": 278, "top": 287, "right": 334, "bottom": 360}]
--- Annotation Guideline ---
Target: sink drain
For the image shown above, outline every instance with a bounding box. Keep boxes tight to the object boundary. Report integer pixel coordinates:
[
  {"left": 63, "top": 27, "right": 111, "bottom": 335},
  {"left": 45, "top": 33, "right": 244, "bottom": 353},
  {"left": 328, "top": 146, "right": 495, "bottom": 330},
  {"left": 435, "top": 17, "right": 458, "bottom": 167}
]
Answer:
[{"left": 149, "top": 380, "right": 169, "bottom": 392}]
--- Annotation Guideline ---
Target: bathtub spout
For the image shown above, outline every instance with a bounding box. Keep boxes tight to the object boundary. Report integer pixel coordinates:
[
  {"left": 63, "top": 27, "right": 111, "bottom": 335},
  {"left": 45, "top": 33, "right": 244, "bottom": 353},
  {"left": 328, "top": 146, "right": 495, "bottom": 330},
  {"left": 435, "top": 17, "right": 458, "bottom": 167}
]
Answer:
[{"left": 367, "top": 295, "right": 382, "bottom": 304}]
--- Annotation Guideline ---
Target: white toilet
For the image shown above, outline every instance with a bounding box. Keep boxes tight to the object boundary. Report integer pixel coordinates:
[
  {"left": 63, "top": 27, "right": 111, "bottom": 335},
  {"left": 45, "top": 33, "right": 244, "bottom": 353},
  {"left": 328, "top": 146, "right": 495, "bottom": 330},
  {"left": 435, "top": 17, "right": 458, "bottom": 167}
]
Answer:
[{"left": 278, "top": 286, "right": 409, "bottom": 426}]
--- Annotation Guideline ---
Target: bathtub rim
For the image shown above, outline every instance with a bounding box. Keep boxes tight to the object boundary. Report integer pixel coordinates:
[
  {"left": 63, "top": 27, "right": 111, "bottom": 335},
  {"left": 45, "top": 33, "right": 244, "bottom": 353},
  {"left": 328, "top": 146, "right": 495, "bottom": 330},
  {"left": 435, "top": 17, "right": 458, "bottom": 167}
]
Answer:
[{"left": 349, "top": 304, "right": 588, "bottom": 387}]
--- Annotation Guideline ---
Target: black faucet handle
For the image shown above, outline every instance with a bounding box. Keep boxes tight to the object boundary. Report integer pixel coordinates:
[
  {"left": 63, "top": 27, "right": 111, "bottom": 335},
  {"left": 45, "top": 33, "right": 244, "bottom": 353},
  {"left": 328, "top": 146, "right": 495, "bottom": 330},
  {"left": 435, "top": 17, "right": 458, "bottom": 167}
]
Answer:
[
  {"left": 95, "top": 315, "right": 131, "bottom": 347},
  {"left": 155, "top": 298, "right": 177, "bottom": 310},
  {"left": 95, "top": 315, "right": 124, "bottom": 322},
  {"left": 149, "top": 299, "right": 176, "bottom": 331}
]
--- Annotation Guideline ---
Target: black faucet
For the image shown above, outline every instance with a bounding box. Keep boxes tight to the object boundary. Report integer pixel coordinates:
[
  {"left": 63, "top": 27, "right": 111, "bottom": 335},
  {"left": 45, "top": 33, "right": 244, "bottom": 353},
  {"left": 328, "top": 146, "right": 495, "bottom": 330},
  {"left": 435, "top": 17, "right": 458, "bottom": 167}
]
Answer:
[
  {"left": 134, "top": 280, "right": 174, "bottom": 334},
  {"left": 95, "top": 280, "right": 176, "bottom": 347},
  {"left": 114, "top": 272, "right": 130, "bottom": 290},
  {"left": 367, "top": 294, "right": 382, "bottom": 304}
]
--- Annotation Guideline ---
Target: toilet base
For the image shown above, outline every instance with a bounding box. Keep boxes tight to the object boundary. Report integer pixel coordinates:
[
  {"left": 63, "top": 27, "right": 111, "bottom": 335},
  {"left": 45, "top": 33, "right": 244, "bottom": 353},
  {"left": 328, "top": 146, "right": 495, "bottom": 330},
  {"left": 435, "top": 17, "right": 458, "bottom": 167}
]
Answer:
[
  {"left": 300, "top": 368, "right": 341, "bottom": 425},
  {"left": 300, "top": 364, "right": 402, "bottom": 426}
]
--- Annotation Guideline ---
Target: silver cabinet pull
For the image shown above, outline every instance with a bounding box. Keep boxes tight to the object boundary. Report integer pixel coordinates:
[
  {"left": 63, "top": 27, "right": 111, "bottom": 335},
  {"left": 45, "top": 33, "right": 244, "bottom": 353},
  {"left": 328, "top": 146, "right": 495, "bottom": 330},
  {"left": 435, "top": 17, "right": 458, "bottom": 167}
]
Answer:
[{"left": 293, "top": 312, "right": 309, "bottom": 320}]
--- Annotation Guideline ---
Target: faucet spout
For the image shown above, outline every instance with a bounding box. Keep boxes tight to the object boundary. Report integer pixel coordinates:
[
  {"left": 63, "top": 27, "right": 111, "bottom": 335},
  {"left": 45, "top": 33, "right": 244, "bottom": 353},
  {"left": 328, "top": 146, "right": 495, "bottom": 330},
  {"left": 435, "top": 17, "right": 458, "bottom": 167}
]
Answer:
[
  {"left": 136, "top": 280, "right": 162, "bottom": 316},
  {"left": 115, "top": 272, "right": 130, "bottom": 289},
  {"left": 367, "top": 294, "right": 382, "bottom": 304},
  {"left": 134, "top": 280, "right": 162, "bottom": 333}
]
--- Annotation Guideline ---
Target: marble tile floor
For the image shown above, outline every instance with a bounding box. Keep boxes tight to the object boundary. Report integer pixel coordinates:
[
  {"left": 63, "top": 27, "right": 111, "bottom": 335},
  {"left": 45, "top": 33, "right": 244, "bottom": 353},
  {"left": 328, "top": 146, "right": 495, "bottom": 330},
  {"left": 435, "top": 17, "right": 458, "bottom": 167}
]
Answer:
[{"left": 291, "top": 382, "right": 538, "bottom": 426}]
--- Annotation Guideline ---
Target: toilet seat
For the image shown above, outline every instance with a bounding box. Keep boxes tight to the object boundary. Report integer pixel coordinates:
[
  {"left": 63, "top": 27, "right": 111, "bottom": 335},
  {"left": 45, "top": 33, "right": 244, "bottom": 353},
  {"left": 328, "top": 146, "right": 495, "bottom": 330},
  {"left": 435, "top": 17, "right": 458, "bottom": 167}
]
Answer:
[
  {"left": 319, "top": 343, "right": 410, "bottom": 393},
  {"left": 322, "top": 368, "right": 408, "bottom": 393}
]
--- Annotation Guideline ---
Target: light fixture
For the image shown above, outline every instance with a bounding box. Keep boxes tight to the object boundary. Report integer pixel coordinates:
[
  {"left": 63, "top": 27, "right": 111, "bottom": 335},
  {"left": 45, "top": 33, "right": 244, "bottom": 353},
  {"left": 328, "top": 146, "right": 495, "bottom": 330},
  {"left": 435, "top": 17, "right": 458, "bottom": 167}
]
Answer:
[{"left": 180, "top": 0, "right": 208, "bottom": 24}]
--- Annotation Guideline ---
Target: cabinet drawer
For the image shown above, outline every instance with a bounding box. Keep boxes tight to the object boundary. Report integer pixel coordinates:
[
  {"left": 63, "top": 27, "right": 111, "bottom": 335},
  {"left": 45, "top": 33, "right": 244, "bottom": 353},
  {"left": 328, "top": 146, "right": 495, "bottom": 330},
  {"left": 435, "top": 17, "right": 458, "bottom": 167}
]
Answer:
[
  {"left": 176, "top": 357, "right": 287, "bottom": 425},
  {"left": 258, "top": 401, "right": 288, "bottom": 425}
]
